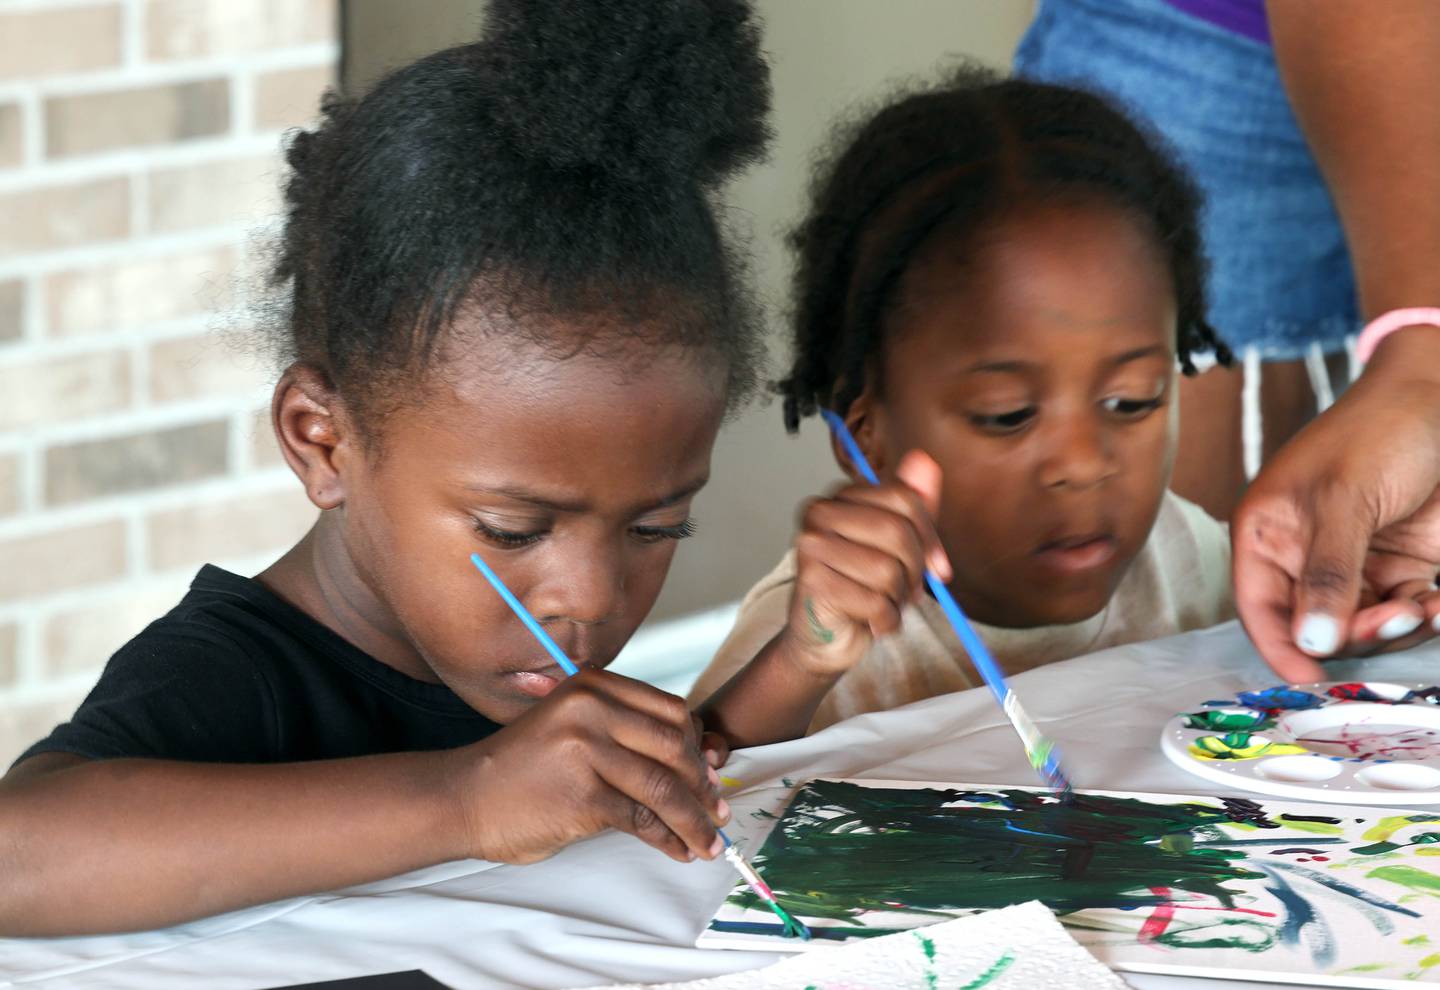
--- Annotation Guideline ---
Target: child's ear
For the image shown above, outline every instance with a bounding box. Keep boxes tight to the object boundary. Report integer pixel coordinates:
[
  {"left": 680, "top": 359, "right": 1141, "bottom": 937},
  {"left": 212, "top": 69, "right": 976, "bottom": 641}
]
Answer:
[
  {"left": 272, "top": 363, "right": 352, "bottom": 511},
  {"left": 832, "top": 384, "right": 890, "bottom": 481}
]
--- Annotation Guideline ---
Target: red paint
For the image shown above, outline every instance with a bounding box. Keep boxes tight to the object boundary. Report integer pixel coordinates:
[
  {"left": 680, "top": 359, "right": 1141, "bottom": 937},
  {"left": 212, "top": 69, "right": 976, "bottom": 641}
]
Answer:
[{"left": 1138, "top": 886, "right": 1176, "bottom": 942}]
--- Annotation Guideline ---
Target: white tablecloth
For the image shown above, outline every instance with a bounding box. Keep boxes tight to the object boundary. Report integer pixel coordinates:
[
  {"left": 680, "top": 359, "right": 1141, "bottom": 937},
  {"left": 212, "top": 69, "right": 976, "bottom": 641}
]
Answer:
[{"left": 3, "top": 621, "right": 1436, "bottom": 990}]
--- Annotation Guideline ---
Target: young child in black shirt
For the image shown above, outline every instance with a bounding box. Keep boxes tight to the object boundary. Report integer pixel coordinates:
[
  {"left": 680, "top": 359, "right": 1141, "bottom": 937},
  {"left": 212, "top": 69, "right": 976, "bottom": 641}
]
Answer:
[{"left": 0, "top": 0, "right": 773, "bottom": 935}]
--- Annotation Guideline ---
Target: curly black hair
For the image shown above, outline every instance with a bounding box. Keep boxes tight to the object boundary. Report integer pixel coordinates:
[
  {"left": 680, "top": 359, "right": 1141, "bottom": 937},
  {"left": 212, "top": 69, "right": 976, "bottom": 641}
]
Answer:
[
  {"left": 268, "top": 0, "right": 772, "bottom": 427},
  {"left": 779, "top": 64, "right": 1231, "bottom": 431}
]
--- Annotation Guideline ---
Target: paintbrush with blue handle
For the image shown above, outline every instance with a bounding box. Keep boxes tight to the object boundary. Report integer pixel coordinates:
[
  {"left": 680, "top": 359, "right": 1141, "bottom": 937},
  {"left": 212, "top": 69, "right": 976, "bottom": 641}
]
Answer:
[
  {"left": 468, "top": 551, "right": 812, "bottom": 940},
  {"left": 818, "top": 408, "right": 1075, "bottom": 798}
]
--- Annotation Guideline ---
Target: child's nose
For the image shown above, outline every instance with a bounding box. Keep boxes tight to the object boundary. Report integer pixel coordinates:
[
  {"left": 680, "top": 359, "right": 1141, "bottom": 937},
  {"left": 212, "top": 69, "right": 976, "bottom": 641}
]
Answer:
[
  {"left": 1038, "top": 417, "right": 1119, "bottom": 491},
  {"left": 532, "top": 550, "right": 626, "bottom": 628}
]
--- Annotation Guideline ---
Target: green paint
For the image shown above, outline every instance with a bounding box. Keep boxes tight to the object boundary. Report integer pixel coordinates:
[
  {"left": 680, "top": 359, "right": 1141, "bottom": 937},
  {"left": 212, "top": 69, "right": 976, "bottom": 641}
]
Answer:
[
  {"left": 1354, "top": 832, "right": 1440, "bottom": 856},
  {"left": 959, "top": 949, "right": 1015, "bottom": 989},
  {"left": 914, "top": 930, "right": 939, "bottom": 990},
  {"left": 1153, "top": 917, "right": 1277, "bottom": 953},
  {"left": 1340, "top": 963, "right": 1389, "bottom": 973},
  {"left": 1184, "top": 709, "right": 1274, "bottom": 731},
  {"left": 728, "top": 781, "right": 1263, "bottom": 922},
  {"left": 1405, "top": 934, "right": 1432, "bottom": 945},
  {"left": 803, "top": 597, "right": 836, "bottom": 645},
  {"left": 1367, "top": 865, "right": 1440, "bottom": 897},
  {"left": 1420, "top": 951, "right": 1440, "bottom": 969}
]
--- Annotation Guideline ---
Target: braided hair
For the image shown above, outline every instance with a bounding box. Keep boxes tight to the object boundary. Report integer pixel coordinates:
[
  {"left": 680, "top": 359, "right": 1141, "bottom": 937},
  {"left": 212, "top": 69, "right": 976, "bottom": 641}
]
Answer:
[
  {"left": 779, "top": 64, "right": 1230, "bottom": 431},
  {"left": 268, "top": 0, "right": 773, "bottom": 429}
]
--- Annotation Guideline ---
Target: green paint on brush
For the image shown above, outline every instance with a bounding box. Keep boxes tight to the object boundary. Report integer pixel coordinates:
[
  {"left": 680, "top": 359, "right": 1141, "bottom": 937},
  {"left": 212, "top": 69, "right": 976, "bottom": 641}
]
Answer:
[
  {"left": 1367, "top": 865, "right": 1440, "bottom": 897},
  {"left": 727, "top": 780, "right": 1263, "bottom": 923},
  {"left": 959, "top": 950, "right": 1015, "bottom": 989}
]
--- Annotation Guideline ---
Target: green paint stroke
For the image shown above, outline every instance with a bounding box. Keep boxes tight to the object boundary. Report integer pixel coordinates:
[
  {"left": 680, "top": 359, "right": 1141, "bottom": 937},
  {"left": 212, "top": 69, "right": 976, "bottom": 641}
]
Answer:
[
  {"left": 1353, "top": 831, "right": 1440, "bottom": 857},
  {"left": 729, "top": 780, "right": 1263, "bottom": 922},
  {"left": 1405, "top": 934, "right": 1432, "bottom": 945},
  {"left": 1367, "top": 865, "right": 1440, "bottom": 898},
  {"left": 1420, "top": 952, "right": 1440, "bottom": 970},
  {"left": 914, "top": 929, "right": 938, "bottom": 990},
  {"left": 960, "top": 949, "right": 1015, "bottom": 989}
]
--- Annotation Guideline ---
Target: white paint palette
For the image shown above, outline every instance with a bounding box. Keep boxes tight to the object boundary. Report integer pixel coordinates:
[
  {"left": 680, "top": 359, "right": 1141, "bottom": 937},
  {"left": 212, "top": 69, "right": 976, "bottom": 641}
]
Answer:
[{"left": 1161, "top": 681, "right": 1440, "bottom": 804}]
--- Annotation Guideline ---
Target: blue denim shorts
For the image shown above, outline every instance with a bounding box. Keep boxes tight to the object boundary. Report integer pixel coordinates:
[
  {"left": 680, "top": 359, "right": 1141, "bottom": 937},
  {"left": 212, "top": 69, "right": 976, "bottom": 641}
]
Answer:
[{"left": 1015, "top": 0, "right": 1358, "bottom": 360}]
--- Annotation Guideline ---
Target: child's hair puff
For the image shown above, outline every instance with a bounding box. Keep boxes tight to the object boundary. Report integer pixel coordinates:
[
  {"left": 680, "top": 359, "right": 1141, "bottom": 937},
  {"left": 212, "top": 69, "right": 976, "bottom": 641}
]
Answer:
[
  {"left": 779, "top": 63, "right": 1231, "bottom": 431},
  {"left": 269, "top": 0, "right": 773, "bottom": 426}
]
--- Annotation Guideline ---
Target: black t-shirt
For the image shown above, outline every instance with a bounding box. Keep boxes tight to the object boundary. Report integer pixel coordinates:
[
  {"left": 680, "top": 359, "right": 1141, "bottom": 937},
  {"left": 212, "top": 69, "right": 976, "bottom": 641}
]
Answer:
[{"left": 17, "top": 566, "right": 502, "bottom": 766}]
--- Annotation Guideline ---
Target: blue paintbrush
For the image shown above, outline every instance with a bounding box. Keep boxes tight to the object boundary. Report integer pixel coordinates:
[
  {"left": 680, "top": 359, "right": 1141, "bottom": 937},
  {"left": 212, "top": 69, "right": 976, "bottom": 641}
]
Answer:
[
  {"left": 818, "top": 409, "right": 1075, "bottom": 798},
  {"left": 468, "top": 551, "right": 811, "bottom": 940}
]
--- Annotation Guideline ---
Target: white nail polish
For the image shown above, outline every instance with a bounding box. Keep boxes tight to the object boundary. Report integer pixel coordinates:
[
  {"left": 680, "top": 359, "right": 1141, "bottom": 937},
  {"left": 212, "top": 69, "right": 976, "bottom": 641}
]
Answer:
[
  {"left": 1297, "top": 614, "right": 1341, "bottom": 656},
  {"left": 1378, "top": 613, "right": 1423, "bottom": 641}
]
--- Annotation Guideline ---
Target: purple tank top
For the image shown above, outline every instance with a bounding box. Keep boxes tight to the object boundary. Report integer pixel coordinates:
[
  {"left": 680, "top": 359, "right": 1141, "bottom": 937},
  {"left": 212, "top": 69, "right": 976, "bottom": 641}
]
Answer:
[{"left": 1163, "top": 0, "right": 1270, "bottom": 45}]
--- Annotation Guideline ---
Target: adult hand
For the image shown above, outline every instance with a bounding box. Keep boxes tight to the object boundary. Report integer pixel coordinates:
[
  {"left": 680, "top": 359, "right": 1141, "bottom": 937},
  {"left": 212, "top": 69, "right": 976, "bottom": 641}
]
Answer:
[
  {"left": 458, "top": 668, "right": 729, "bottom": 865},
  {"left": 1233, "top": 328, "right": 1440, "bottom": 681}
]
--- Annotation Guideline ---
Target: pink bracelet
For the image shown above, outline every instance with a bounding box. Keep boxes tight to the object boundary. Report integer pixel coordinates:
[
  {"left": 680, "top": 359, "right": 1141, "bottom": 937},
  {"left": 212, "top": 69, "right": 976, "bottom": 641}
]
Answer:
[{"left": 1355, "top": 307, "right": 1440, "bottom": 364}]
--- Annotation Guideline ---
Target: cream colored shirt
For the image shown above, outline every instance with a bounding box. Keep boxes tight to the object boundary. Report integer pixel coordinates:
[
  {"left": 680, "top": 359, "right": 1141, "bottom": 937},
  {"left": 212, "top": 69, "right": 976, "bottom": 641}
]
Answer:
[{"left": 689, "top": 490, "right": 1234, "bottom": 732}]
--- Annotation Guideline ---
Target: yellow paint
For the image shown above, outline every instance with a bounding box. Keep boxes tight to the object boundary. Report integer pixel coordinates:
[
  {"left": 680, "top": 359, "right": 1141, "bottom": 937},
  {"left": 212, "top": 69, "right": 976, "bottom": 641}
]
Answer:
[
  {"left": 719, "top": 776, "right": 743, "bottom": 788},
  {"left": 1189, "top": 735, "right": 1307, "bottom": 761},
  {"left": 1361, "top": 814, "right": 1440, "bottom": 843},
  {"left": 1420, "top": 848, "right": 1440, "bottom": 857}
]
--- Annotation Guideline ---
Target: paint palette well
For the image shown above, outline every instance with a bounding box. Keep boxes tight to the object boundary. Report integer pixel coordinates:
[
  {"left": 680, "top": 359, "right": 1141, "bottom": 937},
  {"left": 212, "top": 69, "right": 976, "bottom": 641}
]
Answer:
[{"left": 1161, "top": 681, "right": 1440, "bottom": 804}]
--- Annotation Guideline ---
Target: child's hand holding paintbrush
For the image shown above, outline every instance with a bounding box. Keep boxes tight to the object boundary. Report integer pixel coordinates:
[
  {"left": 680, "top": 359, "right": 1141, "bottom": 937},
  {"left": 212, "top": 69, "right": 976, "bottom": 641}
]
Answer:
[
  {"left": 450, "top": 666, "right": 732, "bottom": 865},
  {"left": 696, "top": 449, "right": 951, "bottom": 747}
]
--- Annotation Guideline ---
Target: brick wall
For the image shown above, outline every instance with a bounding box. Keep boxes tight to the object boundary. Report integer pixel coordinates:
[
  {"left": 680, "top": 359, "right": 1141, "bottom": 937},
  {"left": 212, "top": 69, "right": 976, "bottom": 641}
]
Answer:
[{"left": 0, "top": 0, "right": 338, "bottom": 764}]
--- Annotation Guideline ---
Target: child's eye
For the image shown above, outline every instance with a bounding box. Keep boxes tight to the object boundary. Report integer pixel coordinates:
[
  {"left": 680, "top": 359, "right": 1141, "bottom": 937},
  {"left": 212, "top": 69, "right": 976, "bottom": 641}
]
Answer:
[
  {"left": 969, "top": 407, "right": 1036, "bottom": 434},
  {"left": 631, "top": 519, "right": 698, "bottom": 544},
  {"left": 473, "top": 519, "right": 546, "bottom": 548},
  {"left": 1102, "top": 396, "right": 1164, "bottom": 419}
]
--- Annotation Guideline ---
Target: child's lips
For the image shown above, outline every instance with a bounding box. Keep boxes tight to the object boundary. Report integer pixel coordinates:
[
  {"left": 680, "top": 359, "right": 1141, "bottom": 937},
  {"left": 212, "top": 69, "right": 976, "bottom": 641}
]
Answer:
[
  {"left": 505, "top": 661, "right": 590, "bottom": 698},
  {"left": 1032, "top": 533, "right": 1117, "bottom": 575}
]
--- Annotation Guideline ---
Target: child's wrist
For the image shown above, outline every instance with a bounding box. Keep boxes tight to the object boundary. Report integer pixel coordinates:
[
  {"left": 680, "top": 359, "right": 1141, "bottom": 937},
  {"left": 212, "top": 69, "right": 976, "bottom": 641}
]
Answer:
[{"left": 772, "top": 626, "right": 854, "bottom": 684}]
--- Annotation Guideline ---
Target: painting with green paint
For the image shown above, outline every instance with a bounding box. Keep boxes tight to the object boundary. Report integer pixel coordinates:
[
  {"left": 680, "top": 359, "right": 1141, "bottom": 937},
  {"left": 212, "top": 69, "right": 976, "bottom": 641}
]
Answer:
[{"left": 698, "top": 779, "right": 1440, "bottom": 988}]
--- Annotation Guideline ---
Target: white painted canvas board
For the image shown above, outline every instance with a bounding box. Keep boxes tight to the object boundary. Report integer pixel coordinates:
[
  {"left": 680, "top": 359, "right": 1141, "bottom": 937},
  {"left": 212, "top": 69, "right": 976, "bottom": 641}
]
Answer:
[{"left": 698, "top": 779, "right": 1440, "bottom": 988}]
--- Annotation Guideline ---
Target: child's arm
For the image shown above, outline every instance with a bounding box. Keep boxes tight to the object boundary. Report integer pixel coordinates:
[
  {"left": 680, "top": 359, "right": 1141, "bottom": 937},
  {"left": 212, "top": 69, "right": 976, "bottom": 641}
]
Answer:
[
  {"left": 698, "top": 452, "right": 947, "bottom": 747},
  {"left": 0, "top": 670, "right": 725, "bottom": 936}
]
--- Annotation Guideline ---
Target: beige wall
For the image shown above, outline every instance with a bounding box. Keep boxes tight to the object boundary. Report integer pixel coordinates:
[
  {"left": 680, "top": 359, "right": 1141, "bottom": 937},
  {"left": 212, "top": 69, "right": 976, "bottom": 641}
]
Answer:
[
  {"left": 0, "top": 0, "right": 337, "bottom": 765},
  {"left": 346, "top": 0, "right": 1034, "bottom": 622}
]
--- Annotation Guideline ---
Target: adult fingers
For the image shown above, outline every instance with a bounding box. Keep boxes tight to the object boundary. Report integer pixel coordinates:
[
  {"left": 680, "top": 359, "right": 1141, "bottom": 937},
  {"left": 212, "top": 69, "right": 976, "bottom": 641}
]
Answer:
[
  {"left": 1231, "top": 502, "right": 1327, "bottom": 682},
  {"left": 1290, "top": 490, "right": 1372, "bottom": 659}
]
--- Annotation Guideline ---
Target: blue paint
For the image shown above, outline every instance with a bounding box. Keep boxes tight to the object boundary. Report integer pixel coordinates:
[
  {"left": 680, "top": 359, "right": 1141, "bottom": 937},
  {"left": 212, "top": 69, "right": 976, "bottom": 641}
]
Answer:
[
  {"left": 1237, "top": 688, "right": 1325, "bottom": 711},
  {"left": 1267, "top": 861, "right": 1422, "bottom": 918},
  {"left": 1258, "top": 864, "right": 1335, "bottom": 967},
  {"left": 708, "top": 920, "right": 903, "bottom": 941}
]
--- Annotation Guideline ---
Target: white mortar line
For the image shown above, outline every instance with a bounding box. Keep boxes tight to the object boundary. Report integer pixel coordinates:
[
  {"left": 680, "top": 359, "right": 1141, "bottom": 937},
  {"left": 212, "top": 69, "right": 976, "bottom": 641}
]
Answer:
[{"left": 0, "top": 43, "right": 338, "bottom": 103}]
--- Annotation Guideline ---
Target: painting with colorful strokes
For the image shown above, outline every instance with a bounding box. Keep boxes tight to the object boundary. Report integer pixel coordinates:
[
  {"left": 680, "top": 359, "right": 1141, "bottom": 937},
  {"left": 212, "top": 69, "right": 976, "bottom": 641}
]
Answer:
[
  {"left": 1161, "top": 682, "right": 1440, "bottom": 803},
  {"left": 698, "top": 778, "right": 1440, "bottom": 988}
]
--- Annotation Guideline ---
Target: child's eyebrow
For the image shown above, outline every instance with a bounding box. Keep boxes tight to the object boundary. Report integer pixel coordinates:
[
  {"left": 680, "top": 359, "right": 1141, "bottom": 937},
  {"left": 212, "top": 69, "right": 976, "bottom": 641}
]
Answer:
[
  {"left": 466, "top": 477, "right": 708, "bottom": 514},
  {"left": 965, "top": 346, "right": 1169, "bottom": 376},
  {"left": 1109, "top": 345, "right": 1170, "bottom": 366}
]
